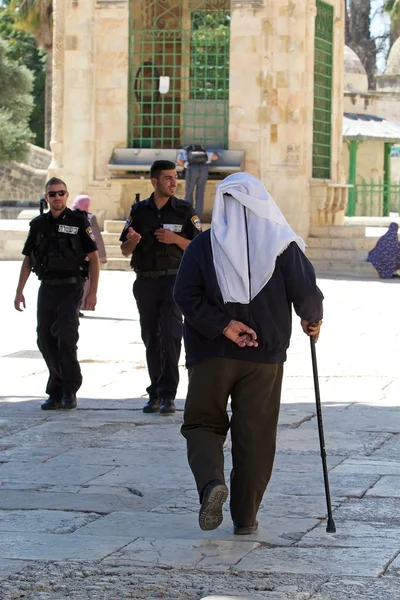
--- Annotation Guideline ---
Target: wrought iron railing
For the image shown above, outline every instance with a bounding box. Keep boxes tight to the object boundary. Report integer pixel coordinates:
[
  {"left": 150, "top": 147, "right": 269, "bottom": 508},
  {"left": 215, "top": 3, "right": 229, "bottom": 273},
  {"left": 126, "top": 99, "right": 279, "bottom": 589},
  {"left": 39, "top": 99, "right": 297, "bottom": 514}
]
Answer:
[
  {"left": 129, "top": 0, "right": 230, "bottom": 150},
  {"left": 346, "top": 182, "right": 400, "bottom": 217}
]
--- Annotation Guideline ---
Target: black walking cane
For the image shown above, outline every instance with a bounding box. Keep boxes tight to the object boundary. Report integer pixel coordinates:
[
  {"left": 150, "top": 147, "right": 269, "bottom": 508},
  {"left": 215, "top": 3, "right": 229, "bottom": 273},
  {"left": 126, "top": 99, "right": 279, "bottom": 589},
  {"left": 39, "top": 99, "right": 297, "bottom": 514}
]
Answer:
[{"left": 309, "top": 331, "right": 336, "bottom": 533}]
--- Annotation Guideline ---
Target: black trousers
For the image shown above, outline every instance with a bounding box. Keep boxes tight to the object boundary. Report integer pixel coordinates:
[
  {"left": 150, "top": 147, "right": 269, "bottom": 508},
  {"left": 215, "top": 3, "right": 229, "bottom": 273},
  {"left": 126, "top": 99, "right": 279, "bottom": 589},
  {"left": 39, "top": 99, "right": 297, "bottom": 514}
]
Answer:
[
  {"left": 133, "top": 274, "right": 182, "bottom": 400},
  {"left": 181, "top": 357, "right": 283, "bottom": 527},
  {"left": 37, "top": 282, "right": 84, "bottom": 399}
]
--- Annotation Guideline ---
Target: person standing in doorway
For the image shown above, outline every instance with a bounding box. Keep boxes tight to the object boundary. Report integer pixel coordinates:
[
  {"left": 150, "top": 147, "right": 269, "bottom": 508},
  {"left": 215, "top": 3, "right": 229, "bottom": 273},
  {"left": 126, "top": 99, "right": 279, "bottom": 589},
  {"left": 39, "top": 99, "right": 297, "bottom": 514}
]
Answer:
[
  {"left": 120, "top": 160, "right": 202, "bottom": 415},
  {"left": 177, "top": 145, "right": 218, "bottom": 219},
  {"left": 14, "top": 178, "right": 100, "bottom": 410},
  {"left": 174, "top": 172, "right": 323, "bottom": 534}
]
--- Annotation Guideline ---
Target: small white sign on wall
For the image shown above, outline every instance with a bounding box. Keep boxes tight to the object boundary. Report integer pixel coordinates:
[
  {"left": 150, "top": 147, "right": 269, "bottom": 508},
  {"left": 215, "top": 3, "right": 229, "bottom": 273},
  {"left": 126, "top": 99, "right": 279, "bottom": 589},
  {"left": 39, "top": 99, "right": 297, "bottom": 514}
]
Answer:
[{"left": 159, "top": 76, "right": 170, "bottom": 94}]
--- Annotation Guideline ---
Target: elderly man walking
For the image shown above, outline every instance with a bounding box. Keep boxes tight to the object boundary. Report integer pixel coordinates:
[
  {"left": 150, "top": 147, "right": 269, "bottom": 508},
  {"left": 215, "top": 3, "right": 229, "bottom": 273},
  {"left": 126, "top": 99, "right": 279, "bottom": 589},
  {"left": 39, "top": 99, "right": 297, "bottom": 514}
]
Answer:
[{"left": 173, "top": 173, "right": 323, "bottom": 535}]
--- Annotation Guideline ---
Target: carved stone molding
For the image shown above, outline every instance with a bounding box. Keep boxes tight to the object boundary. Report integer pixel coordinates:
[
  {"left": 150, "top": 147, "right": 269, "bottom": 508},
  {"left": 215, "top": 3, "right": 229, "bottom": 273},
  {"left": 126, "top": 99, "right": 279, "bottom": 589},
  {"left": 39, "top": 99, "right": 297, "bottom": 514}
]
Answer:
[{"left": 50, "top": 0, "right": 66, "bottom": 170}]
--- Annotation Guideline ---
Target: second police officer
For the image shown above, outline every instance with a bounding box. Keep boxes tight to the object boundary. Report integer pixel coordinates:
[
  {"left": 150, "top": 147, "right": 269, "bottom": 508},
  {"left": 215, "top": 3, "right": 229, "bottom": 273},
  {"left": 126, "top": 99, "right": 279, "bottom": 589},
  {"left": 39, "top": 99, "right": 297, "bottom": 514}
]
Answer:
[{"left": 120, "top": 160, "right": 202, "bottom": 415}]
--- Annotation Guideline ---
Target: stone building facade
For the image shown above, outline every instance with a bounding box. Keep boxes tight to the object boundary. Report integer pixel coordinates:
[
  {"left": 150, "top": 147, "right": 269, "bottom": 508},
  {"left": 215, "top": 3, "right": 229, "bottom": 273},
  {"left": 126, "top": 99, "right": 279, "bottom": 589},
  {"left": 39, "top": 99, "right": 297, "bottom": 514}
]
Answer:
[{"left": 49, "top": 0, "right": 346, "bottom": 237}]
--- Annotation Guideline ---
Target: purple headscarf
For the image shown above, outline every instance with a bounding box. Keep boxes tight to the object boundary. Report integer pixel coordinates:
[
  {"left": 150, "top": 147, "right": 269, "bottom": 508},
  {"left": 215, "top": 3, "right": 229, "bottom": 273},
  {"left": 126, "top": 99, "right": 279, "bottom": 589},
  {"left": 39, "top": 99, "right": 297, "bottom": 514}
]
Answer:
[
  {"left": 367, "top": 222, "right": 400, "bottom": 278},
  {"left": 72, "top": 195, "right": 91, "bottom": 213}
]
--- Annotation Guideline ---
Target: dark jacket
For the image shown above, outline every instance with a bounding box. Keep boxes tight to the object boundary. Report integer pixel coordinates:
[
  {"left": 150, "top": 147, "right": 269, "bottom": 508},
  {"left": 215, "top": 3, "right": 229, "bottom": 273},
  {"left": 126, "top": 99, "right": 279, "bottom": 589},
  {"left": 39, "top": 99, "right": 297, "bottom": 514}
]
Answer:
[{"left": 173, "top": 230, "right": 323, "bottom": 367}]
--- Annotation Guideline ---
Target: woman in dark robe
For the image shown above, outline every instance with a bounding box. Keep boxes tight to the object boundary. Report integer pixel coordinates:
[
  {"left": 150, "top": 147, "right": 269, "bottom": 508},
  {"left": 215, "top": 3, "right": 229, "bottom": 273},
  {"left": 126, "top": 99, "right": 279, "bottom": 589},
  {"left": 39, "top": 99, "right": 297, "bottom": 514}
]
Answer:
[{"left": 367, "top": 222, "right": 400, "bottom": 278}]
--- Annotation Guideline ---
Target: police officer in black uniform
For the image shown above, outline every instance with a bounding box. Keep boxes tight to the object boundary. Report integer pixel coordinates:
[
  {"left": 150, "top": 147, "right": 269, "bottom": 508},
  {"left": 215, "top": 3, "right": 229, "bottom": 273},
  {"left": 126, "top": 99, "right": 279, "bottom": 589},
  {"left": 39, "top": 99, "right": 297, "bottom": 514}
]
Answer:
[
  {"left": 120, "top": 160, "right": 202, "bottom": 415},
  {"left": 14, "top": 177, "right": 100, "bottom": 411}
]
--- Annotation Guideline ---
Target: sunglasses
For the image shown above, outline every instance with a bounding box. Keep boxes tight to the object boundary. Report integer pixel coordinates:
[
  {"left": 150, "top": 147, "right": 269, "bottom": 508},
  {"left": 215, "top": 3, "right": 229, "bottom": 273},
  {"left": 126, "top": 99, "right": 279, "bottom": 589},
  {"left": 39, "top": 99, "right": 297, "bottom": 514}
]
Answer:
[{"left": 47, "top": 190, "right": 67, "bottom": 198}]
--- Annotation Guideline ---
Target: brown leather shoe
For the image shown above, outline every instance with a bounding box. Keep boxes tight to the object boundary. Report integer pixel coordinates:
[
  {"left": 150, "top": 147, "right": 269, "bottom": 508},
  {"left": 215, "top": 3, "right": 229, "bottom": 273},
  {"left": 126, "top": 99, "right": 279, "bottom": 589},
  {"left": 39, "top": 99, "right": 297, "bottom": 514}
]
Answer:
[
  {"left": 233, "top": 521, "right": 259, "bottom": 535},
  {"left": 199, "top": 481, "right": 228, "bottom": 531}
]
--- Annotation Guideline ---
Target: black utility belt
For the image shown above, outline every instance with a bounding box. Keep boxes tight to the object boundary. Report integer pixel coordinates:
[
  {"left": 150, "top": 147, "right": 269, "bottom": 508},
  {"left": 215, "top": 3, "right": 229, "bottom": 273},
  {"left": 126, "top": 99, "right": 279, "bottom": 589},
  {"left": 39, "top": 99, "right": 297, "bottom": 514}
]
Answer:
[
  {"left": 41, "top": 277, "right": 84, "bottom": 286},
  {"left": 136, "top": 269, "right": 179, "bottom": 279}
]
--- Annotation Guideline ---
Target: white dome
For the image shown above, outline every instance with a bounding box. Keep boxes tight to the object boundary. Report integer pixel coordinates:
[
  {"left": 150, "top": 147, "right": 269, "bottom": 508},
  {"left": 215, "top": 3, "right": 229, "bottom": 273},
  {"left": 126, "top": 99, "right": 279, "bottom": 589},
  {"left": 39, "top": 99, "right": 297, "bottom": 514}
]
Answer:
[
  {"left": 386, "top": 37, "right": 400, "bottom": 75},
  {"left": 344, "top": 46, "right": 368, "bottom": 92}
]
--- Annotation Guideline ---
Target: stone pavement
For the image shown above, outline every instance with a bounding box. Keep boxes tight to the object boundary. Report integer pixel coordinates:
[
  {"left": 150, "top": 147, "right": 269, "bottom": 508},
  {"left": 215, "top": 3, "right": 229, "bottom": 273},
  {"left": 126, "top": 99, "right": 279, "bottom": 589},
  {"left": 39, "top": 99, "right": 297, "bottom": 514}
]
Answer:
[{"left": 0, "top": 261, "right": 399, "bottom": 599}]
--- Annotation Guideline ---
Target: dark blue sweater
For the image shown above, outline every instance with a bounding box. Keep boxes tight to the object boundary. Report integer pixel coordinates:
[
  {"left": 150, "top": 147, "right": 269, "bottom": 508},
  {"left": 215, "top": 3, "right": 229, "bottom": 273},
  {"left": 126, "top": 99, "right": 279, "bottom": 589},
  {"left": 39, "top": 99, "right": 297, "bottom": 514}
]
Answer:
[{"left": 173, "top": 230, "right": 323, "bottom": 367}]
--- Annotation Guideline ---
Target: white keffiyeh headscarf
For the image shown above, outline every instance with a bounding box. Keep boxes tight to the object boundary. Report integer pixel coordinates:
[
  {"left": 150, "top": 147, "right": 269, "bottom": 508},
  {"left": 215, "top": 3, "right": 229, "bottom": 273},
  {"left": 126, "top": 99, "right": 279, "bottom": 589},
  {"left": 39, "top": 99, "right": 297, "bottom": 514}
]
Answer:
[{"left": 210, "top": 172, "right": 305, "bottom": 304}]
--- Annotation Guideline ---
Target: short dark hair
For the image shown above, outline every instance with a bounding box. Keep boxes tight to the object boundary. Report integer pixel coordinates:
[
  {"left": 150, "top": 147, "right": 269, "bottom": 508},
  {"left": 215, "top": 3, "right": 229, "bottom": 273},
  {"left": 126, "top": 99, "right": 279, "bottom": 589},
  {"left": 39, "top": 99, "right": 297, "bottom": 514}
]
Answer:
[
  {"left": 45, "top": 177, "right": 67, "bottom": 192},
  {"left": 150, "top": 160, "right": 176, "bottom": 180}
]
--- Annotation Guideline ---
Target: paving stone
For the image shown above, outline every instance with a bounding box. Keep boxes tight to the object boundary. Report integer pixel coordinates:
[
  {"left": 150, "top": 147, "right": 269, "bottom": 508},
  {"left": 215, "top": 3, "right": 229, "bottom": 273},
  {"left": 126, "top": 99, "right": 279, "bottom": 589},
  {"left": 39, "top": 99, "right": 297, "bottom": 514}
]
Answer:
[
  {"left": 387, "top": 552, "right": 400, "bottom": 576},
  {"left": 366, "top": 476, "right": 400, "bottom": 498},
  {"left": 300, "top": 404, "right": 400, "bottom": 433},
  {"left": 45, "top": 446, "right": 187, "bottom": 468},
  {"left": 330, "top": 457, "right": 400, "bottom": 476},
  {"left": 297, "top": 519, "right": 400, "bottom": 548},
  {"left": 0, "top": 461, "right": 114, "bottom": 486},
  {"left": 103, "top": 538, "right": 259, "bottom": 569},
  {"left": 88, "top": 464, "right": 196, "bottom": 490},
  {"left": 267, "top": 470, "right": 379, "bottom": 498},
  {"left": 0, "top": 510, "right": 100, "bottom": 534},
  {"left": 0, "top": 418, "right": 46, "bottom": 437},
  {"left": 0, "top": 559, "right": 30, "bottom": 581},
  {"left": 276, "top": 427, "right": 391, "bottom": 456},
  {"left": 0, "top": 445, "right": 64, "bottom": 463},
  {"left": 0, "top": 532, "right": 134, "bottom": 561},
  {"left": 312, "top": 576, "right": 400, "bottom": 599},
  {"left": 234, "top": 546, "right": 395, "bottom": 577},
  {"left": 76, "top": 510, "right": 318, "bottom": 546},
  {"left": 372, "top": 433, "right": 400, "bottom": 459},
  {"left": 0, "top": 488, "right": 177, "bottom": 513},
  {"left": 272, "top": 453, "right": 344, "bottom": 473},
  {"left": 330, "top": 497, "right": 400, "bottom": 525}
]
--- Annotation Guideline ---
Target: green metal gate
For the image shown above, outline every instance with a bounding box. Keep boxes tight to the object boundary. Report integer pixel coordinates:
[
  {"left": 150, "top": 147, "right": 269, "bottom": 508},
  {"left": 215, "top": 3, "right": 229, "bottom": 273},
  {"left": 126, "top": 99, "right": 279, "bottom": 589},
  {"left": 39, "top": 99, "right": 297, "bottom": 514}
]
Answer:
[
  {"left": 312, "top": 0, "right": 334, "bottom": 179},
  {"left": 129, "top": 0, "right": 231, "bottom": 150}
]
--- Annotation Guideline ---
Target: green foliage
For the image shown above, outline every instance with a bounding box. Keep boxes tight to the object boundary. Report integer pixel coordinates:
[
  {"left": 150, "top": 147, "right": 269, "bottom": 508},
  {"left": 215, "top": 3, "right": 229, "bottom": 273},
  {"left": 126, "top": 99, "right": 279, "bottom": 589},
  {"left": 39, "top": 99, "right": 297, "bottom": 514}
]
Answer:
[
  {"left": 190, "top": 12, "right": 230, "bottom": 101},
  {"left": 0, "top": 36, "right": 34, "bottom": 162},
  {"left": 10, "top": 0, "right": 53, "bottom": 50},
  {"left": 0, "top": 7, "right": 46, "bottom": 146},
  {"left": 384, "top": 0, "right": 400, "bottom": 31}
]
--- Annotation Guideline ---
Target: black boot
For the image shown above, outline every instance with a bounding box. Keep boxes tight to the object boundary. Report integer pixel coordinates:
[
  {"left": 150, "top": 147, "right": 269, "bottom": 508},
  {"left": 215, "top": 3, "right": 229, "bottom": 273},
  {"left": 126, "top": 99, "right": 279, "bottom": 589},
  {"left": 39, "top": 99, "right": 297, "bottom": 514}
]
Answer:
[
  {"left": 62, "top": 394, "right": 77, "bottom": 410},
  {"left": 41, "top": 396, "right": 63, "bottom": 410},
  {"left": 143, "top": 397, "right": 160, "bottom": 413},
  {"left": 159, "top": 398, "right": 176, "bottom": 415}
]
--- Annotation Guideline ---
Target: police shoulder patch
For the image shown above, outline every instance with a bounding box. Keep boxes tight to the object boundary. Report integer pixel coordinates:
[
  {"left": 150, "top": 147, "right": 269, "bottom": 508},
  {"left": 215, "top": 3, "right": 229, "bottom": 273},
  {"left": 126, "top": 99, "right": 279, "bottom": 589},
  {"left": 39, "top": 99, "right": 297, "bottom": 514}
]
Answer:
[
  {"left": 123, "top": 217, "right": 132, "bottom": 230},
  {"left": 191, "top": 215, "right": 202, "bottom": 231},
  {"left": 86, "top": 226, "right": 96, "bottom": 242}
]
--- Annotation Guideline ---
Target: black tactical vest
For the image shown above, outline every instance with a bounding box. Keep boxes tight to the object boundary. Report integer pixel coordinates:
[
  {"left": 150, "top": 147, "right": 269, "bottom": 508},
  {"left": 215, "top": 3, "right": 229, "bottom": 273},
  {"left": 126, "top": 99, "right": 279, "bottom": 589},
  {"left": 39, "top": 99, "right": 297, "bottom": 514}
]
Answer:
[
  {"left": 129, "top": 201, "right": 189, "bottom": 272},
  {"left": 30, "top": 221, "right": 88, "bottom": 279}
]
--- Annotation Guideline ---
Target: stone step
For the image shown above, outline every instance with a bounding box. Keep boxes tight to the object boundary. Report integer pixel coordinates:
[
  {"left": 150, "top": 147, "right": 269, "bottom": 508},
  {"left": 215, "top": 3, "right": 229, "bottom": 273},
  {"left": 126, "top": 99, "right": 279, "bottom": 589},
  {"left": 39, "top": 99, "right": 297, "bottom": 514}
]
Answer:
[
  {"left": 106, "top": 245, "right": 124, "bottom": 258},
  {"left": 309, "top": 225, "right": 366, "bottom": 238},
  {"left": 104, "top": 220, "right": 125, "bottom": 234},
  {"left": 102, "top": 232, "right": 121, "bottom": 245},
  {"left": 306, "top": 248, "right": 369, "bottom": 261},
  {"left": 306, "top": 236, "right": 380, "bottom": 251},
  {"left": 311, "top": 259, "right": 379, "bottom": 279},
  {"left": 101, "top": 257, "right": 131, "bottom": 271}
]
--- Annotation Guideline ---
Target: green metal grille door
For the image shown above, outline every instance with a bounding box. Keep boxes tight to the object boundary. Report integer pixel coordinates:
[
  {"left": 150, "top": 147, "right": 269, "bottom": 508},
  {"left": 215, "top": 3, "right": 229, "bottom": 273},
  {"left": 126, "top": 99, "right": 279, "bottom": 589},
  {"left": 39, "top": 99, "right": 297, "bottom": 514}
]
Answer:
[
  {"left": 312, "top": 1, "right": 334, "bottom": 179},
  {"left": 129, "top": 0, "right": 230, "bottom": 150}
]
